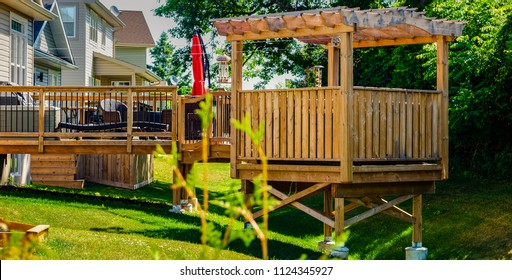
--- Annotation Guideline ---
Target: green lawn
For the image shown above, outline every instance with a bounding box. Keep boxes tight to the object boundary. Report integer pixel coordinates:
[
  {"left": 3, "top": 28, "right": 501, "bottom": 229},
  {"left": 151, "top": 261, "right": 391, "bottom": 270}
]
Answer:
[{"left": 1, "top": 156, "right": 510, "bottom": 260}]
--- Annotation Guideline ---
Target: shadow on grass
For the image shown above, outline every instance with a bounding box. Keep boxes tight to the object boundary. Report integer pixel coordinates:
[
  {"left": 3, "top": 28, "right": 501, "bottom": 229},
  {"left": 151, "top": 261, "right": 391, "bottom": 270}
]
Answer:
[{"left": 1, "top": 185, "right": 321, "bottom": 260}]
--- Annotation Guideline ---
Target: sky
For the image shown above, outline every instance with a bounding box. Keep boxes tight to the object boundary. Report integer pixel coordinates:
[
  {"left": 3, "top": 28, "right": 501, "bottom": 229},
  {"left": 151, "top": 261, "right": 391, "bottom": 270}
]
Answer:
[{"left": 99, "top": 0, "right": 290, "bottom": 89}]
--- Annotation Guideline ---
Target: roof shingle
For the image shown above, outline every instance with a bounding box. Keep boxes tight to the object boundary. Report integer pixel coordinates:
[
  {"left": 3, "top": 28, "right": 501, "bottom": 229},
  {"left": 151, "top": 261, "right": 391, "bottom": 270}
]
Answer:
[{"left": 115, "top": 10, "right": 155, "bottom": 47}]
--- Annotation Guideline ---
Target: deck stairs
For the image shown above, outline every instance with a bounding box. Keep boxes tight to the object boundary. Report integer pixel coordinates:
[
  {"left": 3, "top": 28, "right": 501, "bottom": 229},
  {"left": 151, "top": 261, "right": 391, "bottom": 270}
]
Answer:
[{"left": 30, "top": 155, "right": 84, "bottom": 189}]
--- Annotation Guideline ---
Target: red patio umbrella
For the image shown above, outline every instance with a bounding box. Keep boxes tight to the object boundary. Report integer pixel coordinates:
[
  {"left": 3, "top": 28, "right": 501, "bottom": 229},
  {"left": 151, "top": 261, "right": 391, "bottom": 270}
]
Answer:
[{"left": 191, "top": 30, "right": 208, "bottom": 96}]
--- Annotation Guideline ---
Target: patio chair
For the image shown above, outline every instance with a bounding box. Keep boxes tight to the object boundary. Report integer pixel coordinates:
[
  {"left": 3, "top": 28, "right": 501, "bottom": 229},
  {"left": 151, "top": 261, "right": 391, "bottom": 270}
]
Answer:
[{"left": 100, "top": 99, "right": 127, "bottom": 123}]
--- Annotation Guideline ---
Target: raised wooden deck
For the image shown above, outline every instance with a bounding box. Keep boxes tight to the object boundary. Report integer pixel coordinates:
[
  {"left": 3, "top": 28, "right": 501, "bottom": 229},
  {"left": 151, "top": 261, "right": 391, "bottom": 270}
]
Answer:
[
  {"left": 0, "top": 86, "right": 231, "bottom": 162},
  {"left": 233, "top": 86, "right": 447, "bottom": 185}
]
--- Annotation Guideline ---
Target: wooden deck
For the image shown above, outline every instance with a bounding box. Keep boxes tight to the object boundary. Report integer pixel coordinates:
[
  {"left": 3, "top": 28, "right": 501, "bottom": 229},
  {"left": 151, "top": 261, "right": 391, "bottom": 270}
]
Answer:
[
  {"left": 234, "top": 86, "right": 446, "bottom": 184},
  {"left": 0, "top": 86, "right": 231, "bottom": 162}
]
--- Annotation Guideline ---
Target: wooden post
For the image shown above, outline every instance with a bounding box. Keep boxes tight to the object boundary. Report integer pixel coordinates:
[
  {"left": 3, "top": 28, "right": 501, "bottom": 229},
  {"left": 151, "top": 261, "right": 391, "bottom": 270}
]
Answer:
[
  {"left": 38, "top": 89, "right": 45, "bottom": 153},
  {"left": 437, "top": 36, "right": 449, "bottom": 180},
  {"left": 242, "top": 180, "right": 254, "bottom": 223},
  {"left": 127, "top": 88, "right": 133, "bottom": 153},
  {"left": 412, "top": 194, "right": 423, "bottom": 245},
  {"left": 172, "top": 89, "right": 178, "bottom": 141},
  {"left": 339, "top": 32, "right": 354, "bottom": 183},
  {"left": 327, "top": 42, "right": 340, "bottom": 87},
  {"left": 334, "top": 196, "right": 345, "bottom": 240},
  {"left": 323, "top": 186, "right": 333, "bottom": 240},
  {"left": 230, "top": 41, "right": 243, "bottom": 178}
]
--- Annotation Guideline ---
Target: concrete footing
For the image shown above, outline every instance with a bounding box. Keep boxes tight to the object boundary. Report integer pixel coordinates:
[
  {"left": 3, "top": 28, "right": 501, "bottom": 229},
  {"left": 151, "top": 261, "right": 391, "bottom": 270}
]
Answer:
[
  {"left": 329, "top": 245, "right": 349, "bottom": 260},
  {"left": 405, "top": 243, "right": 428, "bottom": 260},
  {"left": 318, "top": 237, "right": 335, "bottom": 252}
]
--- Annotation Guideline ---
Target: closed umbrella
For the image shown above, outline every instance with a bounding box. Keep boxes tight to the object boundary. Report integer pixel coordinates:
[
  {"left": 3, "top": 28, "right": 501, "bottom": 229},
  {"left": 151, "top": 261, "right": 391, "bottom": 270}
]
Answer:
[{"left": 191, "top": 30, "right": 210, "bottom": 96}]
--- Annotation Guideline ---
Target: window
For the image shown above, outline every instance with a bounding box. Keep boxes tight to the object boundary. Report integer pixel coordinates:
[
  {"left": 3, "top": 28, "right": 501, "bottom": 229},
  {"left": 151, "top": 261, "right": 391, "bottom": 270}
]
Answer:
[
  {"left": 101, "top": 19, "right": 106, "bottom": 46},
  {"left": 48, "top": 70, "right": 60, "bottom": 86},
  {"left": 112, "top": 81, "right": 130, "bottom": 86},
  {"left": 89, "top": 77, "right": 101, "bottom": 86},
  {"left": 89, "top": 10, "right": 98, "bottom": 43},
  {"left": 59, "top": 5, "right": 76, "bottom": 38},
  {"left": 10, "top": 14, "right": 28, "bottom": 85}
]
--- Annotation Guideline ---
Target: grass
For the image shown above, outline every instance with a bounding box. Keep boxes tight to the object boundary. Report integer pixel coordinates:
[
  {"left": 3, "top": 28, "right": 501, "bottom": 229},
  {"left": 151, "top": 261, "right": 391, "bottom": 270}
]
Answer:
[{"left": 1, "top": 156, "right": 511, "bottom": 260}]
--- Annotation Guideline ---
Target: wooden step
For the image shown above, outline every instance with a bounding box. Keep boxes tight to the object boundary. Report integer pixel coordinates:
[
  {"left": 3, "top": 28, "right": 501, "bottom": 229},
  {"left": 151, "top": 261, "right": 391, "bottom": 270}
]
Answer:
[
  {"left": 31, "top": 160, "right": 76, "bottom": 168},
  {"left": 31, "top": 174, "right": 76, "bottom": 181},
  {"left": 32, "top": 180, "right": 84, "bottom": 189},
  {"left": 30, "top": 154, "right": 76, "bottom": 161},
  {"left": 31, "top": 167, "right": 77, "bottom": 175}
]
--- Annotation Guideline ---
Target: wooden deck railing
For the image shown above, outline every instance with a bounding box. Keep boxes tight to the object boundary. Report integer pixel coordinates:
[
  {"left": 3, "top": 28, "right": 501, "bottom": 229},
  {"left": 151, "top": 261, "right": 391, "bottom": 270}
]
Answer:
[
  {"left": 238, "top": 87, "right": 343, "bottom": 161},
  {"left": 353, "top": 87, "right": 442, "bottom": 162},
  {"left": 237, "top": 86, "right": 443, "bottom": 164},
  {"left": 0, "top": 86, "right": 178, "bottom": 154},
  {"left": 177, "top": 91, "right": 231, "bottom": 146}
]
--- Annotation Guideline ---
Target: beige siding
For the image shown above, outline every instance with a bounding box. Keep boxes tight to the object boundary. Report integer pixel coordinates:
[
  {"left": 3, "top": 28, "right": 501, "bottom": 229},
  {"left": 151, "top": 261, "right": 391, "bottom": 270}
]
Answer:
[
  {"left": 0, "top": 5, "right": 10, "bottom": 81},
  {"left": 115, "top": 47, "right": 147, "bottom": 68},
  {"left": 85, "top": 7, "right": 115, "bottom": 85},
  {"left": 36, "top": 23, "right": 58, "bottom": 56},
  {"left": 61, "top": 1, "right": 86, "bottom": 86},
  {"left": 27, "top": 19, "right": 34, "bottom": 85}
]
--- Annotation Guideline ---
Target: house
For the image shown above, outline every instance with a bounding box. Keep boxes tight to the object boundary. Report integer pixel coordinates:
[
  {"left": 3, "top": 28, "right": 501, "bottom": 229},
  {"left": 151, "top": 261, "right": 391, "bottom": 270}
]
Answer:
[
  {"left": 34, "top": 0, "right": 78, "bottom": 86},
  {"left": 0, "top": 0, "right": 55, "bottom": 85},
  {"left": 0, "top": 0, "right": 55, "bottom": 185},
  {"left": 28, "top": 0, "right": 161, "bottom": 189},
  {"left": 54, "top": 0, "right": 159, "bottom": 86}
]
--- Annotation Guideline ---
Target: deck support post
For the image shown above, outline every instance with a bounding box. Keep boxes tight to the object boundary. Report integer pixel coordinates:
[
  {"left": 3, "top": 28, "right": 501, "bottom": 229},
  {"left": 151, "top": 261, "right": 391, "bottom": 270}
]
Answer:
[
  {"left": 339, "top": 31, "right": 354, "bottom": 183},
  {"left": 437, "top": 36, "right": 449, "bottom": 180},
  {"left": 331, "top": 194, "right": 349, "bottom": 259},
  {"left": 406, "top": 194, "right": 428, "bottom": 260},
  {"left": 242, "top": 180, "right": 254, "bottom": 229},
  {"left": 171, "top": 163, "right": 192, "bottom": 212},
  {"left": 318, "top": 185, "right": 335, "bottom": 252},
  {"left": 230, "top": 41, "right": 243, "bottom": 178}
]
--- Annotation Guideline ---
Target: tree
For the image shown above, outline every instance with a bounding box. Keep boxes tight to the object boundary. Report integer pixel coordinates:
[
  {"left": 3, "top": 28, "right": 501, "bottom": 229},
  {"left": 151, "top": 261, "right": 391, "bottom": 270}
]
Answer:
[{"left": 150, "top": 32, "right": 190, "bottom": 93}]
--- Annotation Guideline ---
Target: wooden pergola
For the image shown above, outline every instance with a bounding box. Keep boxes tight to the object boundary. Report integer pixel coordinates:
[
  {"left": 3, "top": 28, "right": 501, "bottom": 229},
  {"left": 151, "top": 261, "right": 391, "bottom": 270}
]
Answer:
[{"left": 212, "top": 6, "right": 465, "bottom": 256}]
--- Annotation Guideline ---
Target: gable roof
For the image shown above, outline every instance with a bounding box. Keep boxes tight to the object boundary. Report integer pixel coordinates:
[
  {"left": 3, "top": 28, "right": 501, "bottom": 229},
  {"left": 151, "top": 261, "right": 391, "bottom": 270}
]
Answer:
[
  {"left": 3, "top": 0, "right": 55, "bottom": 21},
  {"left": 115, "top": 10, "right": 155, "bottom": 47},
  {"left": 34, "top": 0, "right": 77, "bottom": 69},
  {"left": 86, "top": 0, "right": 125, "bottom": 30},
  {"left": 212, "top": 6, "right": 466, "bottom": 48}
]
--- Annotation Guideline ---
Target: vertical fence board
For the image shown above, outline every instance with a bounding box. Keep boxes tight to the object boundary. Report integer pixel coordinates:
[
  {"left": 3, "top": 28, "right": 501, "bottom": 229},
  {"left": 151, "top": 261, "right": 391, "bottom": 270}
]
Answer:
[
  {"left": 310, "top": 89, "right": 317, "bottom": 159},
  {"left": 406, "top": 92, "right": 413, "bottom": 158},
  {"left": 318, "top": 89, "right": 325, "bottom": 158},
  {"left": 302, "top": 89, "right": 309, "bottom": 159},
  {"left": 273, "top": 91, "right": 280, "bottom": 158},
  {"left": 325, "top": 89, "right": 333, "bottom": 159},
  {"left": 420, "top": 93, "right": 426, "bottom": 159},
  {"left": 365, "top": 91, "right": 372, "bottom": 159},
  {"left": 400, "top": 92, "right": 406, "bottom": 158},
  {"left": 359, "top": 92, "right": 366, "bottom": 158},
  {"left": 280, "top": 91, "right": 287, "bottom": 158},
  {"left": 287, "top": 91, "right": 294, "bottom": 158},
  {"left": 413, "top": 93, "right": 420, "bottom": 158},
  {"left": 294, "top": 90, "right": 302, "bottom": 159},
  {"left": 265, "top": 91, "right": 273, "bottom": 158},
  {"left": 379, "top": 91, "right": 387, "bottom": 158},
  {"left": 386, "top": 94, "right": 393, "bottom": 158},
  {"left": 426, "top": 95, "right": 433, "bottom": 158},
  {"left": 372, "top": 91, "right": 380, "bottom": 158}
]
